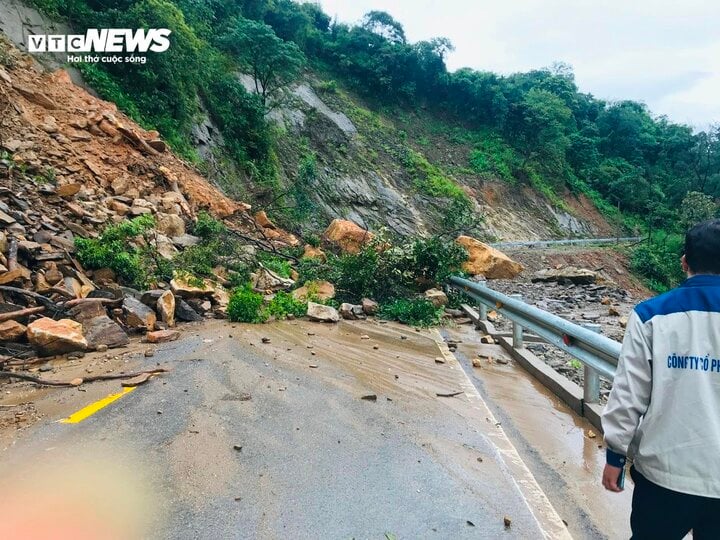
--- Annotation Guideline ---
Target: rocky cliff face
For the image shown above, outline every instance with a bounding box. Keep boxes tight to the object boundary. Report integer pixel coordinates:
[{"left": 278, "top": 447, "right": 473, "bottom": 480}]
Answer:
[{"left": 263, "top": 79, "right": 618, "bottom": 241}]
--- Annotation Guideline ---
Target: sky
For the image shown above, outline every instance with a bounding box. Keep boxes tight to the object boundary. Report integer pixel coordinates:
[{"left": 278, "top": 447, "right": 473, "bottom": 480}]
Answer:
[{"left": 317, "top": 0, "right": 720, "bottom": 129}]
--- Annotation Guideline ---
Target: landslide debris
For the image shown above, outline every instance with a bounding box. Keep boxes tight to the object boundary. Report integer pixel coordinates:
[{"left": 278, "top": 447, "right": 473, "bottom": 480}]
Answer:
[{"left": 0, "top": 38, "right": 301, "bottom": 370}]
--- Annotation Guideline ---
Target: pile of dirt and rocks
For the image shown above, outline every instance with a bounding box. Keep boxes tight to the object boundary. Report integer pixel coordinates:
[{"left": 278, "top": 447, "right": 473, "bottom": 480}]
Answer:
[
  {"left": 0, "top": 39, "right": 305, "bottom": 374},
  {"left": 484, "top": 248, "right": 652, "bottom": 399}
]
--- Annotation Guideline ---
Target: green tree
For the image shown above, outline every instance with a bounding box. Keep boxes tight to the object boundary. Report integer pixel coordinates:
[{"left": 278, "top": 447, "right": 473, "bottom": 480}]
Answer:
[
  {"left": 218, "top": 17, "right": 305, "bottom": 109},
  {"left": 505, "top": 88, "right": 574, "bottom": 182},
  {"left": 361, "top": 10, "right": 406, "bottom": 44},
  {"left": 680, "top": 191, "right": 718, "bottom": 231}
]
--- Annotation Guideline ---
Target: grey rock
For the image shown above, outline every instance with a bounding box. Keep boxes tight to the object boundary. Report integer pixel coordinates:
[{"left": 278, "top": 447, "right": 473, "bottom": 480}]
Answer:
[{"left": 307, "top": 302, "right": 340, "bottom": 323}]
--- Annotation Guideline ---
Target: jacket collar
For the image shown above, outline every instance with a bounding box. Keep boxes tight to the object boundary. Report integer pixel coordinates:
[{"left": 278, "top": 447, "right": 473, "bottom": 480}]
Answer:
[{"left": 681, "top": 275, "right": 720, "bottom": 288}]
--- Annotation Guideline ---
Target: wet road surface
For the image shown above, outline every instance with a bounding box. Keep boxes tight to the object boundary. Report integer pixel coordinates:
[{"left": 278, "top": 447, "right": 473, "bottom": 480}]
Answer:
[
  {"left": 0, "top": 319, "right": 584, "bottom": 539},
  {"left": 444, "top": 325, "right": 633, "bottom": 539}
]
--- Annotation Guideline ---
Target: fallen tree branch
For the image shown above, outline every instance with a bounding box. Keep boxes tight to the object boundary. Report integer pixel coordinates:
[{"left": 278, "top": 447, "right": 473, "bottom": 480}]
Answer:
[
  {"left": 0, "top": 367, "right": 170, "bottom": 387},
  {"left": 436, "top": 390, "right": 464, "bottom": 398},
  {"left": 226, "top": 228, "right": 300, "bottom": 263},
  {"left": 117, "top": 126, "right": 159, "bottom": 156},
  {"left": 0, "top": 286, "right": 62, "bottom": 312},
  {"left": 63, "top": 297, "right": 119, "bottom": 309},
  {"left": 0, "top": 305, "right": 44, "bottom": 322}
]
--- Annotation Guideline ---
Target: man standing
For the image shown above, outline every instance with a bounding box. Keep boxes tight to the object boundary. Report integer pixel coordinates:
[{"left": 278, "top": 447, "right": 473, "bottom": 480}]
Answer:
[{"left": 602, "top": 219, "right": 720, "bottom": 539}]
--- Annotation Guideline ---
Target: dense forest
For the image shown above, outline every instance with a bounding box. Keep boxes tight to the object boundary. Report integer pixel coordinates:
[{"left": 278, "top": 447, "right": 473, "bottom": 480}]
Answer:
[{"left": 24, "top": 0, "right": 720, "bottom": 289}]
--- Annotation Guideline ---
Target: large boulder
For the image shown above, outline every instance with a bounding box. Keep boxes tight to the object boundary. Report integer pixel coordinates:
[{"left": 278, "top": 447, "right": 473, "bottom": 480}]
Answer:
[
  {"left": 123, "top": 296, "right": 157, "bottom": 330},
  {"left": 339, "top": 303, "right": 366, "bottom": 320},
  {"left": 307, "top": 302, "right": 340, "bottom": 323},
  {"left": 292, "top": 280, "right": 335, "bottom": 302},
  {"left": 27, "top": 318, "right": 87, "bottom": 356},
  {"left": 155, "top": 213, "right": 186, "bottom": 237},
  {"left": 83, "top": 316, "right": 130, "bottom": 349},
  {"left": 66, "top": 301, "right": 128, "bottom": 349},
  {"left": 532, "top": 266, "right": 597, "bottom": 285},
  {"left": 170, "top": 275, "right": 216, "bottom": 298},
  {"left": 362, "top": 298, "right": 379, "bottom": 315},
  {"left": 254, "top": 210, "right": 276, "bottom": 229},
  {"left": 456, "top": 236, "right": 523, "bottom": 279},
  {"left": 175, "top": 298, "right": 203, "bottom": 322},
  {"left": 322, "top": 219, "right": 374, "bottom": 254},
  {"left": 140, "top": 290, "right": 165, "bottom": 308}
]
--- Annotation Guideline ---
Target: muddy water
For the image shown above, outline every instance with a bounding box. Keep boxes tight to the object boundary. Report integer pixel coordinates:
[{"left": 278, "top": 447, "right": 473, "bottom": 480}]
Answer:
[
  {"left": 447, "top": 324, "right": 633, "bottom": 539},
  {"left": 241, "top": 319, "right": 571, "bottom": 538},
  {"left": 241, "top": 319, "right": 465, "bottom": 402}
]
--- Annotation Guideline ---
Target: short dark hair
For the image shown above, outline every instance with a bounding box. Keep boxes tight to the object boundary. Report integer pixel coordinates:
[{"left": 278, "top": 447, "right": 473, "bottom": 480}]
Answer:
[{"left": 685, "top": 219, "right": 720, "bottom": 274}]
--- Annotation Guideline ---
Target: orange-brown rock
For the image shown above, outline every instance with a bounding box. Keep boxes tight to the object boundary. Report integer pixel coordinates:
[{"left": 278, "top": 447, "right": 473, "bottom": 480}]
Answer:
[
  {"left": 0, "top": 320, "right": 27, "bottom": 342},
  {"left": 292, "top": 280, "right": 335, "bottom": 302},
  {"left": 146, "top": 329, "right": 180, "bottom": 344},
  {"left": 302, "top": 244, "right": 327, "bottom": 261},
  {"left": 322, "top": 219, "right": 374, "bottom": 254},
  {"left": 27, "top": 317, "right": 87, "bottom": 356},
  {"left": 455, "top": 236, "right": 523, "bottom": 279},
  {"left": 170, "top": 274, "right": 216, "bottom": 298},
  {"left": 254, "top": 210, "right": 276, "bottom": 229},
  {"left": 56, "top": 182, "right": 82, "bottom": 198}
]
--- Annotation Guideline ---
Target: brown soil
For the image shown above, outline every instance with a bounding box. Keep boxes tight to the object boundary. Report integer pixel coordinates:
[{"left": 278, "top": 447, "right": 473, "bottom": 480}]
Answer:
[{"left": 0, "top": 38, "right": 244, "bottom": 218}]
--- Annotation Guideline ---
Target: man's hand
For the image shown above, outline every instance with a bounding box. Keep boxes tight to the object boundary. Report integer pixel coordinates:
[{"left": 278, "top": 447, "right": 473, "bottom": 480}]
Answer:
[{"left": 602, "top": 464, "right": 624, "bottom": 492}]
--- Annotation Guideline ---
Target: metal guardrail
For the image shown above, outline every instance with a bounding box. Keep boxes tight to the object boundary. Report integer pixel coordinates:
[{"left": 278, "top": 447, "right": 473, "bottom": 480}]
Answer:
[
  {"left": 448, "top": 276, "right": 621, "bottom": 403},
  {"left": 491, "top": 236, "right": 643, "bottom": 249}
]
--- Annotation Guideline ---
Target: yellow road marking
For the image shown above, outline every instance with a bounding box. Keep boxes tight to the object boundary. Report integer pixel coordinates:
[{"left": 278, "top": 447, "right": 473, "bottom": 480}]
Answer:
[{"left": 59, "top": 386, "right": 136, "bottom": 424}]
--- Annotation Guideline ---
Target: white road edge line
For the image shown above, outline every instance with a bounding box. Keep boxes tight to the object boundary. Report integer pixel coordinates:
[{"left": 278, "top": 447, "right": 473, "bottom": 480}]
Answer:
[{"left": 432, "top": 330, "right": 573, "bottom": 540}]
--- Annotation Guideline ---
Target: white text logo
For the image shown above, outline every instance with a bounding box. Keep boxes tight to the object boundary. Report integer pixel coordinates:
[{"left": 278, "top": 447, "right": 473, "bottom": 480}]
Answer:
[{"left": 28, "top": 29, "right": 171, "bottom": 53}]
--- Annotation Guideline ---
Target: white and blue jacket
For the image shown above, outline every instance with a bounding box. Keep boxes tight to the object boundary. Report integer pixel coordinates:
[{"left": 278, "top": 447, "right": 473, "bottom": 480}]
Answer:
[{"left": 602, "top": 274, "right": 720, "bottom": 497}]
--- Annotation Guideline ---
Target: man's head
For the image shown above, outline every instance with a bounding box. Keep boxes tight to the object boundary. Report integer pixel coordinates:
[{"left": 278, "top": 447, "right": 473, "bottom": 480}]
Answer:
[{"left": 682, "top": 219, "right": 720, "bottom": 276}]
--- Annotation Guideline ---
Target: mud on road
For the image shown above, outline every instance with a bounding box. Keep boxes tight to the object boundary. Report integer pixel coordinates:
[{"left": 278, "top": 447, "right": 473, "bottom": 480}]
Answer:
[{"left": 0, "top": 318, "right": 576, "bottom": 539}]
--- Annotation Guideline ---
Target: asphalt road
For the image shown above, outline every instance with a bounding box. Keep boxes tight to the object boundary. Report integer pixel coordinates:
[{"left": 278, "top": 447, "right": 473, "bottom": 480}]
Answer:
[{"left": 0, "top": 319, "right": 571, "bottom": 539}]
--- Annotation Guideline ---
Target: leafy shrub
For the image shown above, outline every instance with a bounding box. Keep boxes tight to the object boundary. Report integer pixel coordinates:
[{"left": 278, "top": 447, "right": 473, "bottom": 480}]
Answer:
[
  {"left": 468, "top": 135, "right": 518, "bottom": 182},
  {"left": 258, "top": 253, "right": 293, "bottom": 278},
  {"left": 192, "top": 211, "right": 227, "bottom": 240},
  {"left": 75, "top": 215, "right": 157, "bottom": 288},
  {"left": 446, "top": 288, "right": 470, "bottom": 309},
  {"left": 305, "top": 233, "right": 321, "bottom": 247},
  {"left": 296, "top": 256, "right": 331, "bottom": 285},
  {"left": 317, "top": 80, "right": 338, "bottom": 94},
  {"left": 267, "top": 291, "right": 307, "bottom": 320},
  {"left": 294, "top": 234, "right": 467, "bottom": 307},
  {"left": 227, "top": 284, "right": 268, "bottom": 323},
  {"left": 410, "top": 237, "right": 468, "bottom": 285},
  {"left": 174, "top": 211, "right": 250, "bottom": 281},
  {"left": 379, "top": 298, "right": 443, "bottom": 327},
  {"left": 630, "top": 236, "right": 685, "bottom": 292}
]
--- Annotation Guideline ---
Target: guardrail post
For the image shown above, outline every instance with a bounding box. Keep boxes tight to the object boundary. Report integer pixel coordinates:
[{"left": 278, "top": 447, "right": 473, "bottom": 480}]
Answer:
[
  {"left": 510, "top": 293, "right": 524, "bottom": 349},
  {"left": 583, "top": 323, "right": 602, "bottom": 403},
  {"left": 477, "top": 280, "right": 487, "bottom": 321}
]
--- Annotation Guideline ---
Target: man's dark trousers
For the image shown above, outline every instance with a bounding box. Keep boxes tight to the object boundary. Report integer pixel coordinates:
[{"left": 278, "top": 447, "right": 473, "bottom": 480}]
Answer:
[{"left": 631, "top": 466, "right": 720, "bottom": 539}]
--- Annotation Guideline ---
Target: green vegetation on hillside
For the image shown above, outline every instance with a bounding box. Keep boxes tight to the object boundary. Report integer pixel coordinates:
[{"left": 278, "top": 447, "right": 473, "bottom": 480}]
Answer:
[{"left": 28, "top": 0, "right": 720, "bottom": 289}]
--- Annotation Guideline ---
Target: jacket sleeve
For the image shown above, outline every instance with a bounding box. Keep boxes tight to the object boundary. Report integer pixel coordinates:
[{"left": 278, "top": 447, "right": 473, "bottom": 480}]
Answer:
[{"left": 601, "top": 310, "right": 653, "bottom": 467}]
